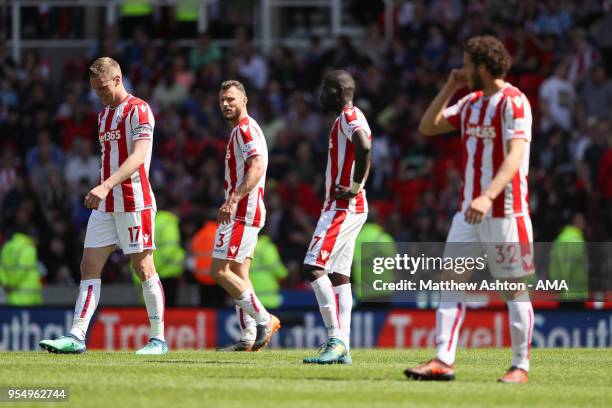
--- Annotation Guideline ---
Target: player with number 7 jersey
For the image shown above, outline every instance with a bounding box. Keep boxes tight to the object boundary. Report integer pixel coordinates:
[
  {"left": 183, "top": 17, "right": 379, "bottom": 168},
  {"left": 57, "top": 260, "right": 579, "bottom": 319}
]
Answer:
[{"left": 302, "top": 70, "right": 372, "bottom": 365}]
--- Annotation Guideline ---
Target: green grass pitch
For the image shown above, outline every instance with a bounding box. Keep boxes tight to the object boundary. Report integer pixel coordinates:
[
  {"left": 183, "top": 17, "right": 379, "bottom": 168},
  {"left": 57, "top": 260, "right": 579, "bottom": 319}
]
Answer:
[{"left": 1, "top": 348, "right": 610, "bottom": 408}]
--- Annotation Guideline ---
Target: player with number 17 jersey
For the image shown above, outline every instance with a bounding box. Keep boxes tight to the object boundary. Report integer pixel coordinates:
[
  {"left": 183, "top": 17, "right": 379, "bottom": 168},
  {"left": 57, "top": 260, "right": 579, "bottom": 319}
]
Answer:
[{"left": 84, "top": 94, "right": 157, "bottom": 253}]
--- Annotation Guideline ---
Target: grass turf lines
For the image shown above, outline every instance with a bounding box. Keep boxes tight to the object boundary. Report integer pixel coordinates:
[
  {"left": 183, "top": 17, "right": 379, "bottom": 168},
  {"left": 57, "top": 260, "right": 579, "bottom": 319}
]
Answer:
[{"left": 1, "top": 348, "right": 609, "bottom": 408}]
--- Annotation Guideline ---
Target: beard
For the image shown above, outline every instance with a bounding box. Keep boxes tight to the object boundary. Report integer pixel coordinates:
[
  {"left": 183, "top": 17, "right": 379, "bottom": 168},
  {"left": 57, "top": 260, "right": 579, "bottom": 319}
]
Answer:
[
  {"left": 223, "top": 109, "right": 240, "bottom": 122},
  {"left": 470, "top": 72, "right": 485, "bottom": 90}
]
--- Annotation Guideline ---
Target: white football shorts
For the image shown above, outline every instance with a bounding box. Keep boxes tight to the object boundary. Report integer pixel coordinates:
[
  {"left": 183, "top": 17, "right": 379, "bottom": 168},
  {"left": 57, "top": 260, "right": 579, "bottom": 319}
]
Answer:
[
  {"left": 304, "top": 210, "right": 368, "bottom": 277},
  {"left": 443, "top": 212, "right": 535, "bottom": 278},
  {"left": 212, "top": 220, "right": 261, "bottom": 263},
  {"left": 84, "top": 209, "right": 156, "bottom": 254}
]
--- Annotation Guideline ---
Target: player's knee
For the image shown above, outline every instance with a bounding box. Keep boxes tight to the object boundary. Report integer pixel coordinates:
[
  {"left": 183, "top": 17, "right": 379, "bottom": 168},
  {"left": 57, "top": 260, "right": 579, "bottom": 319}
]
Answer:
[
  {"left": 211, "top": 264, "right": 230, "bottom": 282},
  {"left": 329, "top": 272, "right": 349, "bottom": 286},
  {"left": 303, "top": 264, "right": 325, "bottom": 282},
  {"left": 80, "top": 257, "right": 100, "bottom": 280}
]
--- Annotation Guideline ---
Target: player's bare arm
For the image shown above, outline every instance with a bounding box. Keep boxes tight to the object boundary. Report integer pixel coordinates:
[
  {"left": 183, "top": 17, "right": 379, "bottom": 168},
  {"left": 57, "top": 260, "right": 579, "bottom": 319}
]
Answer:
[
  {"left": 465, "top": 138, "right": 527, "bottom": 224},
  {"left": 418, "top": 69, "right": 468, "bottom": 136},
  {"left": 218, "top": 154, "right": 265, "bottom": 225},
  {"left": 84, "top": 139, "right": 151, "bottom": 209},
  {"left": 333, "top": 128, "right": 371, "bottom": 200}
]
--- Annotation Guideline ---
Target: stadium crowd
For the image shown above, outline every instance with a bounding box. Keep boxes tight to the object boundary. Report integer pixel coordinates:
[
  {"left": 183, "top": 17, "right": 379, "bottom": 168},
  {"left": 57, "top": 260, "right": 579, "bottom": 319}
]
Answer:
[{"left": 0, "top": 0, "right": 611, "bottom": 289}]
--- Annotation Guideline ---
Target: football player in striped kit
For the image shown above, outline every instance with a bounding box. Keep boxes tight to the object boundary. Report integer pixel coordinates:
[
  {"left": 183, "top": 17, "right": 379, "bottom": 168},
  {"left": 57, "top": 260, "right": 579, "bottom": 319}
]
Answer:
[
  {"left": 404, "top": 36, "right": 534, "bottom": 383},
  {"left": 303, "top": 70, "right": 372, "bottom": 364},
  {"left": 40, "top": 57, "right": 167, "bottom": 355},
  {"left": 212, "top": 80, "right": 280, "bottom": 352}
]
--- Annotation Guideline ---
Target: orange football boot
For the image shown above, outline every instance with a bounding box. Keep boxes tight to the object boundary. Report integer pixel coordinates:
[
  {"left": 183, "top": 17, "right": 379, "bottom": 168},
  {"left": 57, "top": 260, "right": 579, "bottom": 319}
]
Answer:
[
  {"left": 251, "top": 315, "right": 281, "bottom": 352},
  {"left": 498, "top": 367, "right": 529, "bottom": 383},
  {"left": 404, "top": 358, "right": 456, "bottom": 381}
]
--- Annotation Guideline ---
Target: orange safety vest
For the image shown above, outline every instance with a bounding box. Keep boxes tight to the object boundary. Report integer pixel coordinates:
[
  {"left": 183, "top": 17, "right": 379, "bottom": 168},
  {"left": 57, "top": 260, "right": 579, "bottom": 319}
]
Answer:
[{"left": 192, "top": 221, "right": 218, "bottom": 285}]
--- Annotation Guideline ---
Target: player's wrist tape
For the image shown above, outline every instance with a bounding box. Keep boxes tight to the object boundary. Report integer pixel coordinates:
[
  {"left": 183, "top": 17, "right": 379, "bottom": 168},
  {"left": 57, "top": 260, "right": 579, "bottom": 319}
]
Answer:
[{"left": 350, "top": 181, "right": 362, "bottom": 194}]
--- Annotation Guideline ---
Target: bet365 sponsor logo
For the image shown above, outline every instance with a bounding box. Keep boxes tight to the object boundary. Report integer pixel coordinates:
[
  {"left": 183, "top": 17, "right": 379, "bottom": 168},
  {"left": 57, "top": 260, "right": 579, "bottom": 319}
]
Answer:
[
  {"left": 465, "top": 123, "right": 496, "bottom": 139},
  {"left": 99, "top": 129, "right": 122, "bottom": 142}
]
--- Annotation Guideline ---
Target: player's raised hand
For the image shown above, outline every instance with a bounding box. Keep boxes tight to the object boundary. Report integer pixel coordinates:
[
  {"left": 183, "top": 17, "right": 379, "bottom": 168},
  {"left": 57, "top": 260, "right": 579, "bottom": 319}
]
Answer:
[
  {"left": 84, "top": 184, "right": 111, "bottom": 209},
  {"left": 331, "top": 184, "right": 357, "bottom": 200},
  {"left": 218, "top": 198, "right": 237, "bottom": 225},
  {"left": 446, "top": 69, "right": 468, "bottom": 92},
  {"left": 464, "top": 194, "right": 492, "bottom": 224}
]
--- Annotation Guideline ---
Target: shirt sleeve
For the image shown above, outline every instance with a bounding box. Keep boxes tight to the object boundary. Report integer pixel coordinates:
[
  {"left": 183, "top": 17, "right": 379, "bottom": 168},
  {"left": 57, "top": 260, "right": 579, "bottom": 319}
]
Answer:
[
  {"left": 442, "top": 93, "right": 473, "bottom": 129},
  {"left": 130, "top": 103, "right": 154, "bottom": 141},
  {"left": 343, "top": 108, "right": 366, "bottom": 142},
  {"left": 503, "top": 94, "right": 532, "bottom": 143},
  {"left": 236, "top": 123, "right": 263, "bottom": 160}
]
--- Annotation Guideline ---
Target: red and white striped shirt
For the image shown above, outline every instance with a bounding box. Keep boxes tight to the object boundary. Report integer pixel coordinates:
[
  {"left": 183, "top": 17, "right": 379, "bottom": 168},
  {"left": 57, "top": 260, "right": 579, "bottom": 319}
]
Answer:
[
  {"left": 224, "top": 116, "right": 267, "bottom": 227},
  {"left": 443, "top": 83, "right": 532, "bottom": 218},
  {"left": 323, "top": 106, "right": 371, "bottom": 214},
  {"left": 96, "top": 94, "right": 156, "bottom": 212}
]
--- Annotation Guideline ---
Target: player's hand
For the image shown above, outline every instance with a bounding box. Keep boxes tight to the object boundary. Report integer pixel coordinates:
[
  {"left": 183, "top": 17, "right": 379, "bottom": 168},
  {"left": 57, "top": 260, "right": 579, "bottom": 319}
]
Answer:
[
  {"left": 464, "top": 195, "right": 493, "bottom": 224},
  {"left": 446, "top": 69, "right": 468, "bottom": 92},
  {"left": 331, "top": 185, "right": 357, "bottom": 200},
  {"left": 84, "top": 183, "right": 111, "bottom": 209},
  {"left": 218, "top": 197, "right": 238, "bottom": 225}
]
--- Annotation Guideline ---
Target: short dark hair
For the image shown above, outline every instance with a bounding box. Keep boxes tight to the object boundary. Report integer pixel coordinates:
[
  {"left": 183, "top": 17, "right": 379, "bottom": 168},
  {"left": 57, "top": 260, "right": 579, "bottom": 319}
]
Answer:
[
  {"left": 220, "top": 80, "right": 246, "bottom": 95},
  {"left": 465, "top": 35, "right": 512, "bottom": 79}
]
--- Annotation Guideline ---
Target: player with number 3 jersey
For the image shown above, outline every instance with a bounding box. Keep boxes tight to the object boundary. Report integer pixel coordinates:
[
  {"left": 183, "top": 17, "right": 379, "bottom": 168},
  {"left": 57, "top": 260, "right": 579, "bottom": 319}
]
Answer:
[{"left": 211, "top": 80, "right": 280, "bottom": 353}]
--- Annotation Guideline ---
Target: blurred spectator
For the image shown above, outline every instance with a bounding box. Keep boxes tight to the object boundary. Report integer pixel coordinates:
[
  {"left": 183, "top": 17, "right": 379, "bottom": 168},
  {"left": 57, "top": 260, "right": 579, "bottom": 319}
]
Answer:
[
  {"left": 124, "top": 26, "right": 149, "bottom": 68},
  {"left": 0, "top": 227, "right": 42, "bottom": 306},
  {"left": 590, "top": 7, "right": 612, "bottom": 75},
  {"left": 566, "top": 28, "right": 599, "bottom": 85},
  {"left": 578, "top": 66, "right": 612, "bottom": 122},
  {"left": 362, "top": 23, "right": 387, "bottom": 68},
  {"left": 153, "top": 69, "right": 189, "bottom": 108},
  {"left": 237, "top": 42, "right": 268, "bottom": 90},
  {"left": 581, "top": 120, "right": 609, "bottom": 191},
  {"left": 548, "top": 212, "right": 588, "bottom": 301},
  {"left": 0, "top": 79, "right": 18, "bottom": 108},
  {"left": 27, "top": 131, "right": 64, "bottom": 192},
  {"left": 421, "top": 25, "right": 448, "bottom": 73},
  {"left": 191, "top": 216, "right": 227, "bottom": 307},
  {"left": 190, "top": 33, "right": 222, "bottom": 72},
  {"left": 397, "top": 133, "right": 434, "bottom": 181},
  {"left": 150, "top": 200, "right": 186, "bottom": 307},
  {"left": 539, "top": 60, "right": 575, "bottom": 132},
  {"left": 249, "top": 232, "right": 288, "bottom": 309},
  {"left": 59, "top": 102, "right": 97, "bottom": 152},
  {"left": 597, "top": 132, "right": 612, "bottom": 231},
  {"left": 534, "top": 0, "right": 572, "bottom": 36},
  {"left": 64, "top": 139, "right": 100, "bottom": 190},
  {"left": 0, "top": 147, "right": 19, "bottom": 197},
  {"left": 173, "top": 54, "right": 195, "bottom": 89}
]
